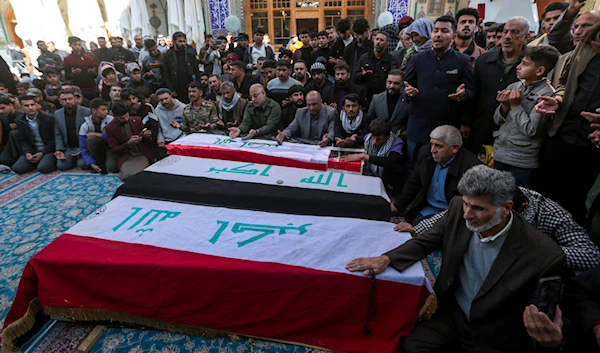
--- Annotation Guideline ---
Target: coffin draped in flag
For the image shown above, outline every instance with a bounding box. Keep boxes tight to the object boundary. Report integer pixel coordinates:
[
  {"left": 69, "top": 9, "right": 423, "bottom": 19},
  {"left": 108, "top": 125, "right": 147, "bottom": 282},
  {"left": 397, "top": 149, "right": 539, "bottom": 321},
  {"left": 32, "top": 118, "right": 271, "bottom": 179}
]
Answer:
[
  {"left": 114, "top": 156, "right": 391, "bottom": 221},
  {"left": 3, "top": 196, "right": 432, "bottom": 353},
  {"left": 165, "top": 133, "right": 362, "bottom": 172}
]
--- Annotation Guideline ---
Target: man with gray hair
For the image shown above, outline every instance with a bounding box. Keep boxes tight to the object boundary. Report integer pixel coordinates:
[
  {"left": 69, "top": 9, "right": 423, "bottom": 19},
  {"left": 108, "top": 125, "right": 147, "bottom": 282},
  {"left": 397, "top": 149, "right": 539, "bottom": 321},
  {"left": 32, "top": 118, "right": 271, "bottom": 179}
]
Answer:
[
  {"left": 347, "top": 165, "right": 566, "bottom": 352},
  {"left": 391, "top": 125, "right": 480, "bottom": 224},
  {"left": 467, "top": 16, "right": 530, "bottom": 153},
  {"left": 217, "top": 81, "right": 247, "bottom": 130}
]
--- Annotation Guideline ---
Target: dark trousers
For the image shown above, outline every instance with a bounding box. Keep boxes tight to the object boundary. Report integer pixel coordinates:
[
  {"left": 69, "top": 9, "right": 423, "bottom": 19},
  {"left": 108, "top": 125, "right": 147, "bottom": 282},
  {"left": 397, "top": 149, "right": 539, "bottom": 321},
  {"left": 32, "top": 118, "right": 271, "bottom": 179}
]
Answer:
[
  {"left": 535, "top": 136, "right": 600, "bottom": 228},
  {"left": 12, "top": 153, "right": 57, "bottom": 174},
  {"left": 402, "top": 296, "right": 476, "bottom": 353},
  {"left": 56, "top": 146, "right": 88, "bottom": 171},
  {"left": 406, "top": 140, "right": 424, "bottom": 174},
  {"left": 87, "top": 135, "right": 118, "bottom": 173},
  {"left": 0, "top": 130, "right": 22, "bottom": 166},
  {"left": 494, "top": 161, "right": 533, "bottom": 188}
]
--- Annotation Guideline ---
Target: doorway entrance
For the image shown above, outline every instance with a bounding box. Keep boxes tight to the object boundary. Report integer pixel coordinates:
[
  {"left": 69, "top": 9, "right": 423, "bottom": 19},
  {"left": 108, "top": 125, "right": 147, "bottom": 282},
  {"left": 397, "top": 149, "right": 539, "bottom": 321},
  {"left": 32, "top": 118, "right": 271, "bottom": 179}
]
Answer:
[{"left": 296, "top": 19, "right": 318, "bottom": 33}]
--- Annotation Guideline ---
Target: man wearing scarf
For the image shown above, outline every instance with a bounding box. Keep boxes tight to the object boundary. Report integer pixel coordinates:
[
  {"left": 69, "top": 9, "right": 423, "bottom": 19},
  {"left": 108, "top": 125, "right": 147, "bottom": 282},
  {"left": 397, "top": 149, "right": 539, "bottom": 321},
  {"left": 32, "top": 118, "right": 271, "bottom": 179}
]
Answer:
[
  {"left": 401, "top": 18, "right": 434, "bottom": 71},
  {"left": 218, "top": 81, "right": 247, "bottom": 130},
  {"left": 342, "top": 117, "right": 403, "bottom": 191},
  {"left": 334, "top": 93, "right": 369, "bottom": 148},
  {"left": 534, "top": 21, "right": 600, "bottom": 227}
]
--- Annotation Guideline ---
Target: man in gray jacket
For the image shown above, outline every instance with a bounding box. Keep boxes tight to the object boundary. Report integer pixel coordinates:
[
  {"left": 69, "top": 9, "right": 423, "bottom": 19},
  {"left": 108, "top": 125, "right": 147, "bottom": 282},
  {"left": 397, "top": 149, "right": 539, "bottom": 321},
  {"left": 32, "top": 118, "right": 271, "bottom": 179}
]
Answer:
[
  {"left": 54, "top": 90, "right": 91, "bottom": 170},
  {"left": 276, "top": 90, "right": 337, "bottom": 147},
  {"left": 155, "top": 88, "right": 185, "bottom": 159}
]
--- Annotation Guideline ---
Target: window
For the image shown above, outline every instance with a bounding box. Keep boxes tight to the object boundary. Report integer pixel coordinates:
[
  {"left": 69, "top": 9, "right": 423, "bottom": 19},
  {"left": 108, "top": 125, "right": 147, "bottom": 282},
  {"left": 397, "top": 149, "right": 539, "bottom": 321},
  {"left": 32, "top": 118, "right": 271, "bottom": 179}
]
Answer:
[
  {"left": 428, "top": 0, "right": 444, "bottom": 15},
  {"left": 249, "top": 0, "right": 267, "bottom": 10},
  {"left": 324, "top": 9, "right": 342, "bottom": 27},
  {"left": 347, "top": 0, "right": 365, "bottom": 6},
  {"left": 273, "top": 11, "right": 290, "bottom": 45},
  {"left": 324, "top": 0, "right": 342, "bottom": 7},
  {"left": 347, "top": 9, "right": 365, "bottom": 24},
  {"left": 273, "top": 0, "right": 290, "bottom": 8},
  {"left": 251, "top": 12, "right": 268, "bottom": 34}
]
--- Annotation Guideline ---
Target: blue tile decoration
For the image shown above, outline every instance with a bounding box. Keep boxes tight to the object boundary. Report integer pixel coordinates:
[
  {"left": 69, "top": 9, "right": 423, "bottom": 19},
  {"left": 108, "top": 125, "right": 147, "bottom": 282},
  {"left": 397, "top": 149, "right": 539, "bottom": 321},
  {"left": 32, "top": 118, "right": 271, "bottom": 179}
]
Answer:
[
  {"left": 387, "top": 0, "right": 410, "bottom": 24},
  {"left": 209, "top": 0, "right": 230, "bottom": 30}
]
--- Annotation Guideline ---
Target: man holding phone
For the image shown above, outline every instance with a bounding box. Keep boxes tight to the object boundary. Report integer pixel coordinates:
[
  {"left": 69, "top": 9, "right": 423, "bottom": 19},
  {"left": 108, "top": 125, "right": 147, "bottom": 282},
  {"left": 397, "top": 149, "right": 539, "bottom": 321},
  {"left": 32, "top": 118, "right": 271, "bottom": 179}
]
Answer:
[
  {"left": 105, "top": 101, "right": 153, "bottom": 181},
  {"left": 347, "top": 166, "right": 565, "bottom": 352},
  {"left": 355, "top": 31, "right": 392, "bottom": 103}
]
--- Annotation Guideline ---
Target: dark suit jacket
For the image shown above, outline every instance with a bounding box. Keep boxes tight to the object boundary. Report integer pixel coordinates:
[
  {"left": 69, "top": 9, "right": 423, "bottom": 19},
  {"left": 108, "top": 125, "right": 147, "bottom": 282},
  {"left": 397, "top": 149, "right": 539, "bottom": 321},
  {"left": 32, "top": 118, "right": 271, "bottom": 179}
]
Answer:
[
  {"left": 367, "top": 91, "right": 408, "bottom": 134},
  {"left": 321, "top": 82, "right": 365, "bottom": 111},
  {"left": 231, "top": 74, "right": 261, "bottom": 99},
  {"left": 16, "top": 112, "right": 55, "bottom": 155},
  {"left": 394, "top": 145, "right": 481, "bottom": 221},
  {"left": 403, "top": 49, "right": 474, "bottom": 144},
  {"left": 386, "top": 196, "right": 565, "bottom": 353},
  {"left": 105, "top": 117, "right": 153, "bottom": 169}
]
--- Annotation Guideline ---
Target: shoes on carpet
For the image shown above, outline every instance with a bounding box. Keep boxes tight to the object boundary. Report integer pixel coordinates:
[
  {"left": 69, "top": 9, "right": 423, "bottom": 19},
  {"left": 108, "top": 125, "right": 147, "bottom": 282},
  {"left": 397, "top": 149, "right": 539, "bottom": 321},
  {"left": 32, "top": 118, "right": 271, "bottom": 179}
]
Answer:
[{"left": 0, "top": 164, "right": 12, "bottom": 173}]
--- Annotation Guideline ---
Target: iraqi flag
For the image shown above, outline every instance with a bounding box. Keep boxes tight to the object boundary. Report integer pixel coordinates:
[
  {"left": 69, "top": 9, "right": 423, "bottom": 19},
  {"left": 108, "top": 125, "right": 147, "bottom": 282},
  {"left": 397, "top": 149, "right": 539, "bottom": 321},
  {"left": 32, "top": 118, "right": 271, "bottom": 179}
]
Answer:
[{"left": 4, "top": 196, "right": 432, "bottom": 353}]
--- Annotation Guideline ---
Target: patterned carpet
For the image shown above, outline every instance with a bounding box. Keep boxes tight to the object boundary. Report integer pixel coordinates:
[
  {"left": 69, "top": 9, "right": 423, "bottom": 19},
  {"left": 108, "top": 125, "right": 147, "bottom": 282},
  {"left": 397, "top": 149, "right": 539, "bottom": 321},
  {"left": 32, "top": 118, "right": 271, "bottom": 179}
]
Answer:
[{"left": 0, "top": 170, "right": 441, "bottom": 353}]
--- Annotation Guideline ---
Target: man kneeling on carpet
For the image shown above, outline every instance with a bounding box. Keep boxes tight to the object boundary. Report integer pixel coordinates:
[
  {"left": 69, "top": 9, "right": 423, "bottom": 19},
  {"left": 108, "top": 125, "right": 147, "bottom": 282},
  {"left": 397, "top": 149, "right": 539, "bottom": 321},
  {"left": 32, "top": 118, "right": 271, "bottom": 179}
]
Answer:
[
  {"left": 79, "top": 98, "right": 117, "bottom": 174},
  {"left": 105, "top": 101, "right": 154, "bottom": 181},
  {"left": 346, "top": 165, "right": 565, "bottom": 352},
  {"left": 13, "top": 95, "right": 57, "bottom": 174}
]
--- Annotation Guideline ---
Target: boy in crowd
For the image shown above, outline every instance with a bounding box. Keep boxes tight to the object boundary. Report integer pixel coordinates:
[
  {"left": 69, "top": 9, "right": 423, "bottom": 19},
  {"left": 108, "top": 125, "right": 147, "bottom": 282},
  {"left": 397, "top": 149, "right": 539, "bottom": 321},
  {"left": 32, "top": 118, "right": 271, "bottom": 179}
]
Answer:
[
  {"left": 124, "top": 63, "right": 152, "bottom": 91},
  {"left": 493, "top": 45, "right": 560, "bottom": 187},
  {"left": 44, "top": 68, "right": 63, "bottom": 109},
  {"left": 141, "top": 39, "right": 164, "bottom": 91},
  {"left": 79, "top": 98, "right": 117, "bottom": 174}
]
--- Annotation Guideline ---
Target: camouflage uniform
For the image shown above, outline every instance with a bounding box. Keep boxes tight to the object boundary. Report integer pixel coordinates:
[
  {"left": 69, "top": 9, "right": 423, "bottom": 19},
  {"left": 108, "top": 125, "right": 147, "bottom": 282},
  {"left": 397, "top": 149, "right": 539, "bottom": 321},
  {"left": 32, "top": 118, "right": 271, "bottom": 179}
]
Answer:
[{"left": 180, "top": 100, "right": 220, "bottom": 132}]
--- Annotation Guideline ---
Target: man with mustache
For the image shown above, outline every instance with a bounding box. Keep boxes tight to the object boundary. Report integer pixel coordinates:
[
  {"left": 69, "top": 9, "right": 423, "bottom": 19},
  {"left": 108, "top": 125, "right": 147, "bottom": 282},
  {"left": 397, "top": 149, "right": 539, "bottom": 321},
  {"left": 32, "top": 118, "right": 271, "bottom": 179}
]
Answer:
[
  {"left": 163, "top": 32, "right": 200, "bottom": 104},
  {"left": 303, "top": 62, "right": 331, "bottom": 96},
  {"left": 453, "top": 8, "right": 486, "bottom": 70},
  {"left": 467, "top": 17, "right": 530, "bottom": 153},
  {"left": 279, "top": 85, "right": 306, "bottom": 131},
  {"left": 403, "top": 16, "right": 474, "bottom": 171},
  {"left": 347, "top": 165, "right": 565, "bottom": 352},
  {"left": 322, "top": 62, "right": 363, "bottom": 113}
]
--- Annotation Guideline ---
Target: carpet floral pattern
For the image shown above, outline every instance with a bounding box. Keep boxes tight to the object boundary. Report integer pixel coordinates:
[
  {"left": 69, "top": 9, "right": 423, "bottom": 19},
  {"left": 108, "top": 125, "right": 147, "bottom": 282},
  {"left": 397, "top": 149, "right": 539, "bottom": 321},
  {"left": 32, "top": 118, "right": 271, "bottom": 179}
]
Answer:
[{"left": 0, "top": 171, "right": 122, "bottom": 331}]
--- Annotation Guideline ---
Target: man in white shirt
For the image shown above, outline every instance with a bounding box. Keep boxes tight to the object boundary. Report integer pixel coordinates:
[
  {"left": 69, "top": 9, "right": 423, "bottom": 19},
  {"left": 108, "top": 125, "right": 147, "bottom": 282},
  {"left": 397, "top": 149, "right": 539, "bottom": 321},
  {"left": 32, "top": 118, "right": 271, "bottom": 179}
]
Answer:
[{"left": 243, "top": 28, "right": 275, "bottom": 74}]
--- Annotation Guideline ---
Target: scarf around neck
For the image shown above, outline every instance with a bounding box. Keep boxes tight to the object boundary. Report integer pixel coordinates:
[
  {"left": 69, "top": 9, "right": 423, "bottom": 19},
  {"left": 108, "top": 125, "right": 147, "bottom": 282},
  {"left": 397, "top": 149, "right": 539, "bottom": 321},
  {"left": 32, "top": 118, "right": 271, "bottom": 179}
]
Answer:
[
  {"left": 219, "top": 92, "right": 241, "bottom": 117},
  {"left": 340, "top": 110, "right": 363, "bottom": 134},
  {"left": 364, "top": 133, "right": 394, "bottom": 177}
]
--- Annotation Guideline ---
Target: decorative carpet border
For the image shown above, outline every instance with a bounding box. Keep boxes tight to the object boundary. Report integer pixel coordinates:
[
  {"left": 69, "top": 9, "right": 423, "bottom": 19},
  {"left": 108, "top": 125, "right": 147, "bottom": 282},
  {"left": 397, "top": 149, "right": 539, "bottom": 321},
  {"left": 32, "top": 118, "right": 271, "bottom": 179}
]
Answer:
[{"left": 1, "top": 298, "right": 334, "bottom": 353}]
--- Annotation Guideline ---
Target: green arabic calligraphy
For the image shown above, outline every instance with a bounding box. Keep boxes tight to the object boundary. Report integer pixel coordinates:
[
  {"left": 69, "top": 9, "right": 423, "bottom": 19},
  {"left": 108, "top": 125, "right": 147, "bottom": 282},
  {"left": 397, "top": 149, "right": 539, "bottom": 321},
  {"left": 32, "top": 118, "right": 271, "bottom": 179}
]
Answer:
[
  {"left": 206, "top": 163, "right": 272, "bottom": 176},
  {"left": 300, "top": 171, "right": 347, "bottom": 188},
  {"left": 213, "top": 137, "right": 237, "bottom": 145},
  {"left": 113, "top": 207, "right": 181, "bottom": 234},
  {"left": 209, "top": 220, "right": 312, "bottom": 247}
]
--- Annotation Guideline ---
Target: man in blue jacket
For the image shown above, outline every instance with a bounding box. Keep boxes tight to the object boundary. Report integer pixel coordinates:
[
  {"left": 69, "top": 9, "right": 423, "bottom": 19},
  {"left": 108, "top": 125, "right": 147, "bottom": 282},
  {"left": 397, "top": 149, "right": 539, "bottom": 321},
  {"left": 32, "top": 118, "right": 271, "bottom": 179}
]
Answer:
[{"left": 403, "top": 15, "right": 474, "bottom": 170}]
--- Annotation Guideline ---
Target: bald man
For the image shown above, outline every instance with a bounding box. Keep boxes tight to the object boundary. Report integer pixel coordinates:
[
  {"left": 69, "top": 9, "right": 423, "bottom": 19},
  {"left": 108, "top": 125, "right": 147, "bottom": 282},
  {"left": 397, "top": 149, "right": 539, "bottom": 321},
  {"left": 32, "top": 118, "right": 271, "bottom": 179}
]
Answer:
[
  {"left": 277, "top": 90, "right": 338, "bottom": 147},
  {"left": 546, "top": 0, "right": 600, "bottom": 54},
  {"left": 229, "top": 83, "right": 280, "bottom": 140},
  {"left": 551, "top": 8, "right": 600, "bottom": 87}
]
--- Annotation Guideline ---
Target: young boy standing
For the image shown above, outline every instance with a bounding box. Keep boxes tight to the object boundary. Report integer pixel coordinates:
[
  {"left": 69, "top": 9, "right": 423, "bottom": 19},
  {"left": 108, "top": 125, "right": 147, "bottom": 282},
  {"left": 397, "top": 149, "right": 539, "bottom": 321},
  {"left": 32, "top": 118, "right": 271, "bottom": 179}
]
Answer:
[{"left": 492, "top": 46, "right": 560, "bottom": 187}]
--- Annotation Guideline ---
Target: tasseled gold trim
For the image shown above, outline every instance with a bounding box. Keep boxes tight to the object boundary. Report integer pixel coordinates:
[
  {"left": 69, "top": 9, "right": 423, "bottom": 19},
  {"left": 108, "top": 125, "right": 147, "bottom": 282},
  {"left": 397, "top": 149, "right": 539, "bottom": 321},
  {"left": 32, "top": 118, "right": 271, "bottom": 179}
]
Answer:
[
  {"left": 418, "top": 293, "right": 438, "bottom": 321},
  {"left": 3, "top": 302, "right": 332, "bottom": 352},
  {"left": 1, "top": 298, "right": 45, "bottom": 353}
]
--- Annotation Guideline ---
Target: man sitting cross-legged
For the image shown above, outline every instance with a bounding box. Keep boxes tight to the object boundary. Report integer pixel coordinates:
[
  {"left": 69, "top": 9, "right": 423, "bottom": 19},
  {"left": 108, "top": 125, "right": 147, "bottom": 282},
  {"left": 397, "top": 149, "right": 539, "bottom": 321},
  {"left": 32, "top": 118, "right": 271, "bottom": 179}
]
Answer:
[
  {"left": 105, "top": 101, "right": 154, "bottom": 181},
  {"left": 13, "top": 95, "right": 57, "bottom": 174},
  {"left": 276, "top": 90, "right": 337, "bottom": 147},
  {"left": 391, "top": 125, "right": 480, "bottom": 225},
  {"left": 78, "top": 98, "right": 117, "bottom": 174},
  {"left": 347, "top": 166, "right": 566, "bottom": 352}
]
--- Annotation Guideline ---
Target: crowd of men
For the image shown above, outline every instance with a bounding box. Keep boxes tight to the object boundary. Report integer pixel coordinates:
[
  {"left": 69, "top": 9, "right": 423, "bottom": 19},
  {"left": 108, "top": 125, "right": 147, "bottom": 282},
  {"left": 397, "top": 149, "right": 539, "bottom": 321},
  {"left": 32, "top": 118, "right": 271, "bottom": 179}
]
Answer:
[{"left": 2, "top": 0, "right": 600, "bottom": 350}]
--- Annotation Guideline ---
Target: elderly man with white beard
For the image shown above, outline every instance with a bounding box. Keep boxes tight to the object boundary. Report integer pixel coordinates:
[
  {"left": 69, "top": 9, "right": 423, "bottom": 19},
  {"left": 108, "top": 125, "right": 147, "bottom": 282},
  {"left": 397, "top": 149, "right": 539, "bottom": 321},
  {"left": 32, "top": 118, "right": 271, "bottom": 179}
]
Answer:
[{"left": 347, "top": 165, "right": 566, "bottom": 353}]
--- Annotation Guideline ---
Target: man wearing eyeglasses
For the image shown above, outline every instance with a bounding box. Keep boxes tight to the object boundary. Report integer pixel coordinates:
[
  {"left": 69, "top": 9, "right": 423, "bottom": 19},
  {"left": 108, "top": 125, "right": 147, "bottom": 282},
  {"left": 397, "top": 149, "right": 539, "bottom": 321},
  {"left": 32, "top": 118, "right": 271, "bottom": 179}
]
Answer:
[{"left": 228, "top": 83, "right": 280, "bottom": 140}]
